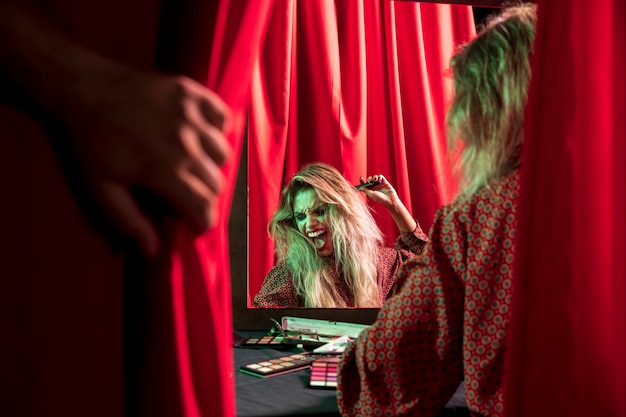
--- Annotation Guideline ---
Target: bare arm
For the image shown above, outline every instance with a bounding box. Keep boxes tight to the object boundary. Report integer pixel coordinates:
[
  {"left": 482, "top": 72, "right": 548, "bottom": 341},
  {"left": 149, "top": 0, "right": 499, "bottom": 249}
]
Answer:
[{"left": 0, "top": 0, "right": 232, "bottom": 256}]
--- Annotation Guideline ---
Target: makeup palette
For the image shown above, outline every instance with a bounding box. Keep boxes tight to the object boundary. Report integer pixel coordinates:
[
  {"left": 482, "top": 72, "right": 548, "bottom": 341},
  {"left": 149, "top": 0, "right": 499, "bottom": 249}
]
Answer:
[
  {"left": 238, "top": 335, "right": 285, "bottom": 348},
  {"left": 309, "top": 357, "right": 340, "bottom": 389},
  {"left": 240, "top": 353, "right": 317, "bottom": 378}
]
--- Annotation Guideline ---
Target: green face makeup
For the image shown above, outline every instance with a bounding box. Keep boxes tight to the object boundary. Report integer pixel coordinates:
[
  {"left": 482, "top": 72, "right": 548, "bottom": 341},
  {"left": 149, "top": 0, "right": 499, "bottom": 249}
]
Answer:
[{"left": 292, "top": 189, "right": 334, "bottom": 257}]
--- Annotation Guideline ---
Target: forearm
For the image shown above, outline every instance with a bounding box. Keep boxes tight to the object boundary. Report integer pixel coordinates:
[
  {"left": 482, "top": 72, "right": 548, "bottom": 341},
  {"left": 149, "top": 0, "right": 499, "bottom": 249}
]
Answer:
[{"left": 387, "top": 196, "right": 418, "bottom": 233}]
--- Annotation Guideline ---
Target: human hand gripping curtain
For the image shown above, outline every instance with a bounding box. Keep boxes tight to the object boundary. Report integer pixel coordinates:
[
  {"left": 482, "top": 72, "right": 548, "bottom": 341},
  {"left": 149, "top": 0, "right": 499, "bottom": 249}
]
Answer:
[
  {"left": 0, "top": 0, "right": 232, "bottom": 257},
  {"left": 61, "top": 70, "right": 232, "bottom": 257}
]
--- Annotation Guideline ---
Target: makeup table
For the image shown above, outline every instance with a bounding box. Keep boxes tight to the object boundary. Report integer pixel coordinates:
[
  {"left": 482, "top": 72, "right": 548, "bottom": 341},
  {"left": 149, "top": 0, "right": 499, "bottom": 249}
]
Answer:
[{"left": 233, "top": 331, "right": 469, "bottom": 417}]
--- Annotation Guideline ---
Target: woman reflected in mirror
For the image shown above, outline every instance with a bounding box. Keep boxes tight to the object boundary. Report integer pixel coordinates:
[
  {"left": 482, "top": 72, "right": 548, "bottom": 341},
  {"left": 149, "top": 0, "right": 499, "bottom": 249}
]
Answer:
[{"left": 252, "top": 162, "right": 428, "bottom": 308}]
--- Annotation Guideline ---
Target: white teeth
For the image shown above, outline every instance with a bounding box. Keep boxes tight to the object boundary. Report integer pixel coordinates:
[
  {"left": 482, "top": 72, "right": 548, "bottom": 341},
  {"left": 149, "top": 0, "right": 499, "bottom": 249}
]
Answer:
[{"left": 308, "top": 230, "right": 326, "bottom": 249}]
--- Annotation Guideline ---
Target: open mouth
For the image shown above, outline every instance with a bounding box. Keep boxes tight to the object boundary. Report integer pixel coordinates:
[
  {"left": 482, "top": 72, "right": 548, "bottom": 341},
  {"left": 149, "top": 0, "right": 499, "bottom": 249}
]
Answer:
[{"left": 307, "top": 230, "right": 327, "bottom": 249}]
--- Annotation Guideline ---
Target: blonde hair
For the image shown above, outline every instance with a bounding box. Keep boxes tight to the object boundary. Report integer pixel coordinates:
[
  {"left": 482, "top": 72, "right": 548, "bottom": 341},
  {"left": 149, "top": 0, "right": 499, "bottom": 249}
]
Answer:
[
  {"left": 269, "top": 163, "right": 383, "bottom": 307},
  {"left": 446, "top": 3, "right": 537, "bottom": 198}
]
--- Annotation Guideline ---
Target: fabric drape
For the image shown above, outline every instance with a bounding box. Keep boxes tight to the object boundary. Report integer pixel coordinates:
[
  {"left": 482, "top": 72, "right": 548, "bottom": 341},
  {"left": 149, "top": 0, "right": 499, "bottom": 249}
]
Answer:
[
  {"left": 126, "top": 1, "right": 273, "bottom": 416},
  {"left": 247, "top": 0, "right": 475, "bottom": 303},
  {"left": 505, "top": 0, "right": 626, "bottom": 415}
]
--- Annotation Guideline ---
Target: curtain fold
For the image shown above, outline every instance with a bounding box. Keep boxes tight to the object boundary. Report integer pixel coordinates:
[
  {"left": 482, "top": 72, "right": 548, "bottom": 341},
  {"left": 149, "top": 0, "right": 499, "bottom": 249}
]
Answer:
[
  {"left": 505, "top": 0, "right": 626, "bottom": 415},
  {"left": 136, "top": 1, "right": 274, "bottom": 416},
  {"left": 247, "top": 0, "right": 475, "bottom": 303}
]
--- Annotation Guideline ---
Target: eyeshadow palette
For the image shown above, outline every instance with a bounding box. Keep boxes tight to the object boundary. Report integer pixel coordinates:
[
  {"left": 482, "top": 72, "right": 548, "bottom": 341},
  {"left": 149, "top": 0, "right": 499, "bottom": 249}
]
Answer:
[
  {"left": 240, "top": 353, "right": 317, "bottom": 378},
  {"left": 238, "top": 334, "right": 285, "bottom": 348},
  {"left": 309, "top": 357, "right": 340, "bottom": 389}
]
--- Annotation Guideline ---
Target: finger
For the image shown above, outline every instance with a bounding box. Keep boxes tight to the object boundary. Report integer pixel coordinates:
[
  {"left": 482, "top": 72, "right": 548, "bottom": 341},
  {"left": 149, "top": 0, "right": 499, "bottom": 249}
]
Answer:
[
  {"left": 96, "top": 183, "right": 160, "bottom": 257},
  {"left": 150, "top": 168, "right": 222, "bottom": 234},
  {"left": 189, "top": 154, "right": 227, "bottom": 198},
  {"left": 183, "top": 77, "right": 231, "bottom": 129},
  {"left": 362, "top": 188, "right": 384, "bottom": 204},
  {"left": 199, "top": 89, "right": 232, "bottom": 133},
  {"left": 198, "top": 123, "right": 232, "bottom": 167},
  {"left": 179, "top": 125, "right": 228, "bottom": 195}
]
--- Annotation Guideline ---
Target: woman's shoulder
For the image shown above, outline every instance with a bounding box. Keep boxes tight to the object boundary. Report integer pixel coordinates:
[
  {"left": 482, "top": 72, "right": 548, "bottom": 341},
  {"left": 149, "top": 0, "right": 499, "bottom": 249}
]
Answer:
[
  {"left": 444, "top": 171, "right": 520, "bottom": 212},
  {"left": 435, "top": 170, "right": 520, "bottom": 230},
  {"left": 477, "top": 170, "right": 521, "bottom": 200}
]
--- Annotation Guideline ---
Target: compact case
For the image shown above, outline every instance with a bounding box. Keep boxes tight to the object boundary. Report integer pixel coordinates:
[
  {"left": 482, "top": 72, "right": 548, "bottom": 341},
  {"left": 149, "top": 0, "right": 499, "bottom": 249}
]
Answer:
[{"left": 280, "top": 316, "right": 368, "bottom": 348}]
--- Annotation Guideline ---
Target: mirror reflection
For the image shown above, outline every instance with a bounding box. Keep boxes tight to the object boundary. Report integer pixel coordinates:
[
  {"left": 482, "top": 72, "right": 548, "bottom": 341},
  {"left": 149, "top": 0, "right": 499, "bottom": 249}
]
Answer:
[
  {"left": 243, "top": 2, "right": 500, "bottom": 313},
  {"left": 251, "top": 162, "right": 428, "bottom": 308}
]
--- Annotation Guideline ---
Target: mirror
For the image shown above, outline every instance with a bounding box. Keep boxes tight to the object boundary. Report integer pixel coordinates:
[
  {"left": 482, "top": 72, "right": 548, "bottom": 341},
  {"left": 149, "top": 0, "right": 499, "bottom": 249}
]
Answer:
[
  {"left": 230, "top": 139, "right": 380, "bottom": 329},
  {"left": 231, "top": 0, "right": 512, "bottom": 330}
]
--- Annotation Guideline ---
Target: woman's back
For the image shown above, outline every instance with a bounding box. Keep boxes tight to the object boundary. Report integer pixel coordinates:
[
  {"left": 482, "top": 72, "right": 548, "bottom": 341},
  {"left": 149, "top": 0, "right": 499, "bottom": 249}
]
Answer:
[{"left": 338, "top": 171, "right": 520, "bottom": 416}]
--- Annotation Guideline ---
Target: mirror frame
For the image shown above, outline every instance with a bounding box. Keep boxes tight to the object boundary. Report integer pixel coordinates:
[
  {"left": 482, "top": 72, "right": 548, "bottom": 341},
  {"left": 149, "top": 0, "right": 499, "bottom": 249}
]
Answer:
[
  {"left": 230, "top": 136, "right": 378, "bottom": 330},
  {"left": 230, "top": 0, "right": 517, "bottom": 330}
]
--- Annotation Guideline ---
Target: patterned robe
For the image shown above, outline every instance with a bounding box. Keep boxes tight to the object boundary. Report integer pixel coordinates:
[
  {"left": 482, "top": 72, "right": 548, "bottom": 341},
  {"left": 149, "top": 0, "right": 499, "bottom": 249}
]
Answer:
[
  {"left": 338, "top": 171, "right": 520, "bottom": 417},
  {"left": 253, "top": 227, "right": 429, "bottom": 308}
]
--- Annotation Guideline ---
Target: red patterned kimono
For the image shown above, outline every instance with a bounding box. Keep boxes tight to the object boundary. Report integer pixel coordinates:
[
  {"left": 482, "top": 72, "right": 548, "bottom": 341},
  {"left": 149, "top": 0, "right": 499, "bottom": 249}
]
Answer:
[
  {"left": 253, "top": 228, "right": 429, "bottom": 308},
  {"left": 338, "top": 171, "right": 520, "bottom": 417}
]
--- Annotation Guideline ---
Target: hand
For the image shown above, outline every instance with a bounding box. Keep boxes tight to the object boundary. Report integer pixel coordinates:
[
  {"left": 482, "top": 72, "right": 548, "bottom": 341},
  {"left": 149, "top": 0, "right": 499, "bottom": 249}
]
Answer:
[
  {"left": 358, "top": 174, "right": 399, "bottom": 208},
  {"left": 62, "top": 68, "right": 232, "bottom": 257},
  {"left": 0, "top": 1, "right": 232, "bottom": 257},
  {"left": 358, "top": 174, "right": 417, "bottom": 233}
]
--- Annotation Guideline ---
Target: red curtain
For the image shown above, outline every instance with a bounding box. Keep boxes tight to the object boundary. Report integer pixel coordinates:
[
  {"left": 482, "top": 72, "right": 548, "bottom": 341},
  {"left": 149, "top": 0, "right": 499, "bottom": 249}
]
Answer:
[
  {"left": 247, "top": 0, "right": 475, "bottom": 303},
  {"left": 130, "top": 1, "right": 273, "bottom": 416},
  {"left": 140, "top": 0, "right": 272, "bottom": 417},
  {"left": 0, "top": 1, "right": 271, "bottom": 417},
  {"left": 505, "top": 0, "right": 626, "bottom": 415}
]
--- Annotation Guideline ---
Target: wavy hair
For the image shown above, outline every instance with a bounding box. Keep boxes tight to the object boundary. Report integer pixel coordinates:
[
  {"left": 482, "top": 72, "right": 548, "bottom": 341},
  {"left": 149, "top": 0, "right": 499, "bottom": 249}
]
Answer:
[
  {"left": 446, "top": 3, "right": 536, "bottom": 198},
  {"left": 269, "top": 163, "right": 384, "bottom": 308}
]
